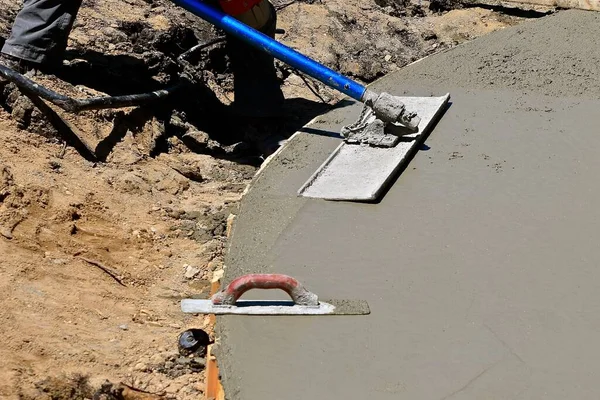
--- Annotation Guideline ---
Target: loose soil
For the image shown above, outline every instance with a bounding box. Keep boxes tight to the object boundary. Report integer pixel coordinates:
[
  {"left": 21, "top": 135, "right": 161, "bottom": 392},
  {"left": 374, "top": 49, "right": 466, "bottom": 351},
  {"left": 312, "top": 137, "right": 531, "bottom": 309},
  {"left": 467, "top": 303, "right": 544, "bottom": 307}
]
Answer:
[{"left": 0, "top": 0, "right": 533, "bottom": 398}]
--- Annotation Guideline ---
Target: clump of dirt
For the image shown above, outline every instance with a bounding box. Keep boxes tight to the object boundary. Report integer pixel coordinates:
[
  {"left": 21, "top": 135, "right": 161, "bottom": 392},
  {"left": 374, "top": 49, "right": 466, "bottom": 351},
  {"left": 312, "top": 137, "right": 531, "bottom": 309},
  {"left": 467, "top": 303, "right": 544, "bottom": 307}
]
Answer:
[
  {"left": 429, "top": 0, "right": 463, "bottom": 12},
  {"left": 0, "top": 164, "right": 50, "bottom": 240},
  {"left": 19, "top": 375, "right": 94, "bottom": 400},
  {"left": 375, "top": 0, "right": 426, "bottom": 17},
  {"left": 20, "top": 375, "right": 165, "bottom": 400},
  {"left": 0, "top": 0, "right": 532, "bottom": 398}
]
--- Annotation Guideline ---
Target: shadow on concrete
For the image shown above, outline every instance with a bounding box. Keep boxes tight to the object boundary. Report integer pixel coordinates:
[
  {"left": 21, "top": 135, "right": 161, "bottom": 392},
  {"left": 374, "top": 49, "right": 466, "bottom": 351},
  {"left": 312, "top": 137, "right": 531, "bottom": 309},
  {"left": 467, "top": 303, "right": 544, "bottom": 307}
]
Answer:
[
  {"left": 370, "top": 100, "right": 453, "bottom": 204},
  {"left": 198, "top": 98, "right": 354, "bottom": 165},
  {"left": 298, "top": 126, "right": 343, "bottom": 139}
]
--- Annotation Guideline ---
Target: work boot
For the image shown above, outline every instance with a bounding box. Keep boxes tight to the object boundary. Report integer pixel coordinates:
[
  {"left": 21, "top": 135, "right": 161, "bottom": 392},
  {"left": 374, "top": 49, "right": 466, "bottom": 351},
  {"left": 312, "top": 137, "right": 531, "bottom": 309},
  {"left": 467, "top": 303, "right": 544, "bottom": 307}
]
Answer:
[
  {"left": 226, "top": 1, "right": 284, "bottom": 118},
  {"left": 0, "top": 52, "right": 54, "bottom": 79},
  {"left": 0, "top": 53, "right": 32, "bottom": 85},
  {"left": 0, "top": 53, "right": 21, "bottom": 71},
  {"left": 0, "top": 53, "right": 36, "bottom": 76}
]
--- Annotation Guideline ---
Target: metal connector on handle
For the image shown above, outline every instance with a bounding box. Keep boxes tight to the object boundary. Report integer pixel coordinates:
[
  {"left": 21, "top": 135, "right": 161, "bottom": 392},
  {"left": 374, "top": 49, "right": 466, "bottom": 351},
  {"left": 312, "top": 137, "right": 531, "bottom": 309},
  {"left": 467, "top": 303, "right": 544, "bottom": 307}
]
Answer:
[{"left": 362, "top": 90, "right": 422, "bottom": 132}]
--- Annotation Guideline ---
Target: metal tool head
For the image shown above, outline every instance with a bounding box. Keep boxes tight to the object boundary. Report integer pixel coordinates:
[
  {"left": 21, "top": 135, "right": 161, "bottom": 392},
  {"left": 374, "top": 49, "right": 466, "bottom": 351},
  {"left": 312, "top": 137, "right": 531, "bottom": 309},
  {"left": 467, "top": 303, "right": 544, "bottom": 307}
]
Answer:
[
  {"left": 299, "top": 94, "right": 450, "bottom": 201},
  {"left": 341, "top": 104, "right": 417, "bottom": 148},
  {"left": 362, "top": 90, "right": 422, "bottom": 132},
  {"left": 343, "top": 91, "right": 431, "bottom": 148}
]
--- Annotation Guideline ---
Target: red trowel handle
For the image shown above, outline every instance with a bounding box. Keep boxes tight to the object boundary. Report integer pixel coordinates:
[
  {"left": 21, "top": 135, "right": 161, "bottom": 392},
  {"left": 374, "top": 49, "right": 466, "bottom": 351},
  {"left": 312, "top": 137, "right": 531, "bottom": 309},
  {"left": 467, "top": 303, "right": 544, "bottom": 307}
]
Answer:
[{"left": 211, "top": 274, "right": 319, "bottom": 306}]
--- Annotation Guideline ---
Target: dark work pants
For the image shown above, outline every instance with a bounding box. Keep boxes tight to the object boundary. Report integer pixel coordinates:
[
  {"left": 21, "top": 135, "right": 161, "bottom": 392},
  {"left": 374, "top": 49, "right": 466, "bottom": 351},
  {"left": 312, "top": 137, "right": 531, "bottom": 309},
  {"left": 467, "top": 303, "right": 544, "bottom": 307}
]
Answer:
[{"left": 2, "top": 0, "right": 82, "bottom": 65}]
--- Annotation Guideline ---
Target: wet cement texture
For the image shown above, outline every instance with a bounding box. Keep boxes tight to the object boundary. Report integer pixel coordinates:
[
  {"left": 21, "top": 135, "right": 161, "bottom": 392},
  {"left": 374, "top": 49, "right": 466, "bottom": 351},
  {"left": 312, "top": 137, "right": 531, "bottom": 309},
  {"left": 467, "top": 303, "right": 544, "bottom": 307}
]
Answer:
[{"left": 218, "top": 10, "right": 600, "bottom": 400}]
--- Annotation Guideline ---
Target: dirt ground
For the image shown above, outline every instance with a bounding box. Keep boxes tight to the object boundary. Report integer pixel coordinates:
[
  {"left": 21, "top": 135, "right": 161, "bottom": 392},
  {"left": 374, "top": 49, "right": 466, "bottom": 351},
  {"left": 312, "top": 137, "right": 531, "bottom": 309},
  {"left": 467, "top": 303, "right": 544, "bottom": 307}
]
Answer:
[{"left": 0, "top": 0, "right": 534, "bottom": 398}]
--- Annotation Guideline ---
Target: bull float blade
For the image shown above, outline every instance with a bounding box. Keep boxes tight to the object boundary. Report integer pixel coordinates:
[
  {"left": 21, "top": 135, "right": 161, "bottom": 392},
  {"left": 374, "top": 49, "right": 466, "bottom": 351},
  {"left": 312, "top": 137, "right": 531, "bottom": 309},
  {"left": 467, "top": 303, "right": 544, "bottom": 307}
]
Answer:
[{"left": 298, "top": 94, "right": 450, "bottom": 201}]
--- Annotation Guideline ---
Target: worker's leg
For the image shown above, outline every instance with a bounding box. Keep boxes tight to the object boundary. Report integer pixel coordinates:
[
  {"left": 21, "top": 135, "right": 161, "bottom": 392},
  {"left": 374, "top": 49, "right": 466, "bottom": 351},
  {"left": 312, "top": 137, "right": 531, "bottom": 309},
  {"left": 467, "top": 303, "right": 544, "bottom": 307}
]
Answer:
[
  {"left": 2, "top": 0, "right": 83, "bottom": 66},
  {"left": 226, "top": 0, "right": 284, "bottom": 117}
]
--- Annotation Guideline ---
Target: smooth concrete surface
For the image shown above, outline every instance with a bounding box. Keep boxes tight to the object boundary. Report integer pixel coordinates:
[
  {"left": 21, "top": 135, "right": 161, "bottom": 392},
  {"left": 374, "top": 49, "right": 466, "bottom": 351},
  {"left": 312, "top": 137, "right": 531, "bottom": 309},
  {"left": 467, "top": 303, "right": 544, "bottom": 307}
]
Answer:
[{"left": 217, "top": 10, "right": 600, "bottom": 400}]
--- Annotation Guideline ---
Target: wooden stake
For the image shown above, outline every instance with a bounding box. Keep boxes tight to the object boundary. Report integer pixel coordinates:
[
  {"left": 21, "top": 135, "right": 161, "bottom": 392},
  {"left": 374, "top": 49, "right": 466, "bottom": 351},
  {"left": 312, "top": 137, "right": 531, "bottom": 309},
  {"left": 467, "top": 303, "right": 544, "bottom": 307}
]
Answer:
[{"left": 206, "top": 280, "right": 225, "bottom": 400}]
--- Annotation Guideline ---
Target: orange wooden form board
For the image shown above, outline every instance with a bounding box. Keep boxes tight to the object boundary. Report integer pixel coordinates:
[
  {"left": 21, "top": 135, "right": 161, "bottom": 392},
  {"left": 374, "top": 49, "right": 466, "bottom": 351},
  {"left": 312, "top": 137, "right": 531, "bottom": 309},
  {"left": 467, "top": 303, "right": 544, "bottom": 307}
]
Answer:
[{"left": 206, "top": 280, "right": 224, "bottom": 400}]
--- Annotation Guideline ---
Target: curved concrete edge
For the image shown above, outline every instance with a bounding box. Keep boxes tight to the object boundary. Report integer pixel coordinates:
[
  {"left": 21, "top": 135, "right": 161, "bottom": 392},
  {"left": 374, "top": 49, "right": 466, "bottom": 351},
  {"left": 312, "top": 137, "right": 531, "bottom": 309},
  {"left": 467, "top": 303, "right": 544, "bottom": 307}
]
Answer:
[{"left": 216, "top": 10, "right": 600, "bottom": 399}]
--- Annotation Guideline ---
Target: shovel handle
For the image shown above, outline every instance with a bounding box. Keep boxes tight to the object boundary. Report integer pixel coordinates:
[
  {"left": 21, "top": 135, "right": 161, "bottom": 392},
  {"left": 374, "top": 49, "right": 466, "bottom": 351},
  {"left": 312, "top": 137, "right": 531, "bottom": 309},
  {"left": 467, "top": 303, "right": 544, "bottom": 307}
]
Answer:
[{"left": 211, "top": 274, "right": 319, "bottom": 306}]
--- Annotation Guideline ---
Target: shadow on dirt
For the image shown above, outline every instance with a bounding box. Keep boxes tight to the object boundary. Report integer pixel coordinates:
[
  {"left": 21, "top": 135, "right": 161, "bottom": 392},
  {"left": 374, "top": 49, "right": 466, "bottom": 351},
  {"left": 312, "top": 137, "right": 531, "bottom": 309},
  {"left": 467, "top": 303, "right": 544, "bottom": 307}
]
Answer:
[
  {"left": 60, "top": 50, "right": 167, "bottom": 95},
  {"left": 57, "top": 47, "right": 345, "bottom": 164},
  {"left": 173, "top": 96, "right": 345, "bottom": 166},
  {"left": 1, "top": 36, "right": 349, "bottom": 166}
]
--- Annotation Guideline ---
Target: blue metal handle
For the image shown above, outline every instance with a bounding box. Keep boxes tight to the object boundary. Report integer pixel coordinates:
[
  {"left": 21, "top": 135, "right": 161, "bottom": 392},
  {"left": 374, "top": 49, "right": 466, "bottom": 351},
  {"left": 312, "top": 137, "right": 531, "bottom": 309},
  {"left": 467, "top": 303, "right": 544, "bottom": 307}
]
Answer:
[{"left": 170, "top": 0, "right": 367, "bottom": 101}]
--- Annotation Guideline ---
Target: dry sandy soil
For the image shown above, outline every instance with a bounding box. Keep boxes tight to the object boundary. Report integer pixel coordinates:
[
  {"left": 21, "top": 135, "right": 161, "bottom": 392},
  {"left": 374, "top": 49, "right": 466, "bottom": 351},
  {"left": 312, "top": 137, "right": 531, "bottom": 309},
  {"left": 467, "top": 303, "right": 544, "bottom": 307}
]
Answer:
[{"left": 0, "top": 0, "right": 532, "bottom": 398}]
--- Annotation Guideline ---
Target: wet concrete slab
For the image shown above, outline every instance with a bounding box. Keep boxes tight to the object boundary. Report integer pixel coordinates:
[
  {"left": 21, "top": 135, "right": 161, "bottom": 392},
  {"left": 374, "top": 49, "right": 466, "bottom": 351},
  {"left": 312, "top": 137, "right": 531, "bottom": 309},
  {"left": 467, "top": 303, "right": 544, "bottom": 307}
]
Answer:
[{"left": 217, "top": 10, "right": 600, "bottom": 400}]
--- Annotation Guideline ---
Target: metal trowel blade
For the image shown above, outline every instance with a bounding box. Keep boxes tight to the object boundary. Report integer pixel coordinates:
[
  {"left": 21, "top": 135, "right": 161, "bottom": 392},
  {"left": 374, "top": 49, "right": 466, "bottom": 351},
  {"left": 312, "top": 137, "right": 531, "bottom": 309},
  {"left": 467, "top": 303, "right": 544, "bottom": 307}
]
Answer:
[{"left": 181, "top": 299, "right": 370, "bottom": 316}]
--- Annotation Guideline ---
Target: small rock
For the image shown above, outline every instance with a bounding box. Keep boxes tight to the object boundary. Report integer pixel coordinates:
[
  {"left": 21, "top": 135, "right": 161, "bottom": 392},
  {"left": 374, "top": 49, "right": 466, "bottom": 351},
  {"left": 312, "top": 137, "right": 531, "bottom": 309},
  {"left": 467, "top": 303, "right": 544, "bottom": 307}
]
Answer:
[
  {"left": 207, "top": 259, "right": 222, "bottom": 271},
  {"left": 175, "top": 357, "right": 191, "bottom": 366},
  {"left": 118, "top": 324, "right": 129, "bottom": 331},
  {"left": 212, "top": 269, "right": 224, "bottom": 284},
  {"left": 156, "top": 175, "right": 189, "bottom": 195},
  {"left": 170, "top": 114, "right": 186, "bottom": 129},
  {"left": 190, "top": 357, "right": 207, "bottom": 371},
  {"left": 183, "top": 130, "right": 209, "bottom": 148},
  {"left": 150, "top": 353, "right": 163, "bottom": 364},
  {"left": 163, "top": 351, "right": 179, "bottom": 361},
  {"left": 384, "top": 54, "right": 392, "bottom": 62},
  {"left": 11, "top": 95, "right": 34, "bottom": 129},
  {"left": 184, "top": 264, "right": 201, "bottom": 279},
  {"left": 171, "top": 163, "right": 204, "bottom": 183},
  {"left": 165, "top": 135, "right": 189, "bottom": 154},
  {"left": 422, "top": 29, "right": 437, "bottom": 40},
  {"left": 0, "top": 227, "right": 13, "bottom": 240},
  {"left": 133, "top": 362, "right": 147, "bottom": 371}
]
